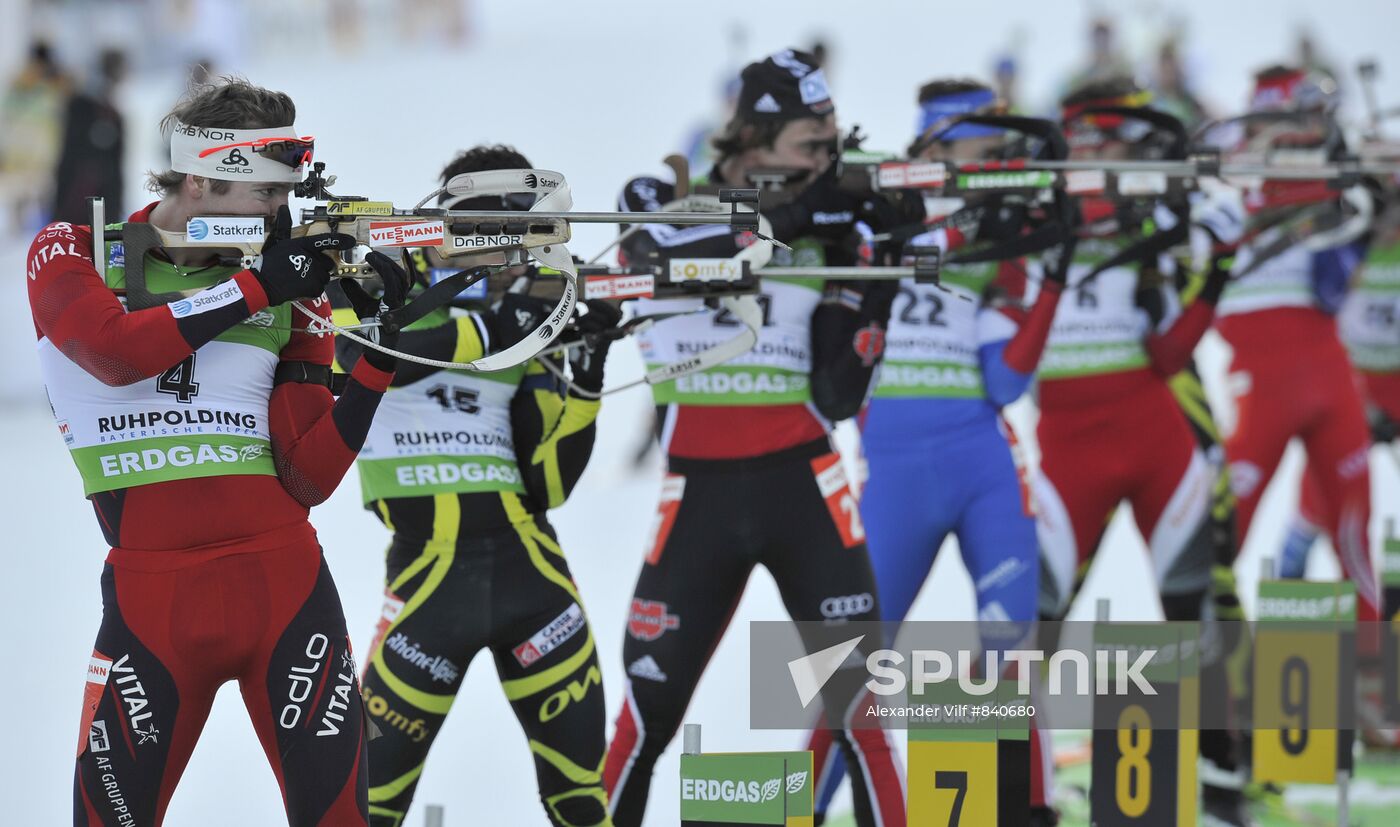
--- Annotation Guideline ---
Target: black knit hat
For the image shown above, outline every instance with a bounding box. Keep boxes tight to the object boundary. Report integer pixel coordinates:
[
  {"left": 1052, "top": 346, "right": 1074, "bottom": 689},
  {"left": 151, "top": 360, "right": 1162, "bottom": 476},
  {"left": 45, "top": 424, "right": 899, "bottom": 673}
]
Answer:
[{"left": 735, "top": 49, "right": 834, "bottom": 121}]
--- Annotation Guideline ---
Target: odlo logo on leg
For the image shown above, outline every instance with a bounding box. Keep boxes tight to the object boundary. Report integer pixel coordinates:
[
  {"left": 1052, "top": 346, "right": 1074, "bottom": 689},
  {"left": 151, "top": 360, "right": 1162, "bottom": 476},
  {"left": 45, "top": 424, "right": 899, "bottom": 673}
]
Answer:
[{"left": 279, "top": 634, "right": 357, "bottom": 737}]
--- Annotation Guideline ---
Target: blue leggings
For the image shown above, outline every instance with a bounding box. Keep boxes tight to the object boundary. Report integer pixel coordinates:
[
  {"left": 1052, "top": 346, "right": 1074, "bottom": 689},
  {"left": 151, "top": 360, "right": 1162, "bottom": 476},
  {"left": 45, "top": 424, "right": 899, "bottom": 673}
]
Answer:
[{"left": 816, "top": 402, "right": 1039, "bottom": 814}]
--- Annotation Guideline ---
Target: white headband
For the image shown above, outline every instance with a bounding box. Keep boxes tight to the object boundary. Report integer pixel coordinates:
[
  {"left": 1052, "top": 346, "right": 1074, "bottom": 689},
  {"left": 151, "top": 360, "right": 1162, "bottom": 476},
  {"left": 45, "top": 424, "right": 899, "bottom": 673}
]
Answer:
[{"left": 169, "top": 119, "right": 310, "bottom": 183}]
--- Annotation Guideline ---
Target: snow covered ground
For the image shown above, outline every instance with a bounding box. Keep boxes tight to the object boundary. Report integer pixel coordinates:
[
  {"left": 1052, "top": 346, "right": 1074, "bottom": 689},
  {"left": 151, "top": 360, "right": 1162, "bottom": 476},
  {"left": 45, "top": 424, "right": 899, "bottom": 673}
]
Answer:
[{"left": 4, "top": 2, "right": 1400, "bottom": 824}]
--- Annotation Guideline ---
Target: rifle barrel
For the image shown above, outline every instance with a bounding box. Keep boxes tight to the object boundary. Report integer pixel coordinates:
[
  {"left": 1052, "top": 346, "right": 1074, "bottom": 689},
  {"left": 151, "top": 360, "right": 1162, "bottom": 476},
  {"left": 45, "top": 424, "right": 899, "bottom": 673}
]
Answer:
[
  {"left": 1013, "top": 159, "right": 1400, "bottom": 178},
  {"left": 755, "top": 267, "right": 918, "bottom": 280},
  {"left": 301, "top": 209, "right": 744, "bottom": 225},
  {"left": 534, "top": 211, "right": 742, "bottom": 224}
]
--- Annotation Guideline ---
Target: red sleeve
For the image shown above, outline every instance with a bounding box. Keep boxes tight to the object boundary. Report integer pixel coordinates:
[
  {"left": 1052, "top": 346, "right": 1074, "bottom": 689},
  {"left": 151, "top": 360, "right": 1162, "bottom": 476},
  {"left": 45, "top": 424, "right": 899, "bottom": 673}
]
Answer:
[
  {"left": 28, "top": 221, "right": 269, "bottom": 385},
  {"left": 1145, "top": 299, "right": 1215, "bottom": 378},
  {"left": 279, "top": 295, "right": 334, "bottom": 362},
  {"left": 1143, "top": 261, "right": 1231, "bottom": 378},
  {"left": 267, "top": 297, "right": 393, "bottom": 507},
  {"left": 994, "top": 258, "right": 1029, "bottom": 300},
  {"left": 1002, "top": 280, "right": 1063, "bottom": 374}
]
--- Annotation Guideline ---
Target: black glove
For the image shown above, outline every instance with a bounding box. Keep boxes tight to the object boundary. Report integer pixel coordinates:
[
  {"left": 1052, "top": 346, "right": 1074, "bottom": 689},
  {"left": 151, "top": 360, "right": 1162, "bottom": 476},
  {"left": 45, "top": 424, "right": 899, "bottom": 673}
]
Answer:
[
  {"left": 1039, "top": 193, "right": 1079, "bottom": 287},
  {"left": 567, "top": 300, "right": 624, "bottom": 394},
  {"left": 1370, "top": 404, "right": 1398, "bottom": 444},
  {"left": 252, "top": 205, "right": 355, "bottom": 306},
  {"left": 339, "top": 251, "right": 410, "bottom": 372},
  {"left": 974, "top": 196, "right": 1030, "bottom": 243},
  {"left": 766, "top": 170, "right": 863, "bottom": 242},
  {"left": 1040, "top": 234, "right": 1077, "bottom": 287},
  {"left": 493, "top": 292, "right": 554, "bottom": 350}
]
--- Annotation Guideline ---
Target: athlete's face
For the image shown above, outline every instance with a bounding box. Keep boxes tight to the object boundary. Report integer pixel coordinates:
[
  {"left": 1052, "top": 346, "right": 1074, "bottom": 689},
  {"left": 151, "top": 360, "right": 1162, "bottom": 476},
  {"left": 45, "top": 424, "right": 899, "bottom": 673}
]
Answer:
[
  {"left": 193, "top": 178, "right": 292, "bottom": 219},
  {"left": 1069, "top": 139, "right": 1130, "bottom": 161},
  {"left": 916, "top": 134, "right": 1004, "bottom": 163},
  {"left": 751, "top": 114, "right": 840, "bottom": 182}
]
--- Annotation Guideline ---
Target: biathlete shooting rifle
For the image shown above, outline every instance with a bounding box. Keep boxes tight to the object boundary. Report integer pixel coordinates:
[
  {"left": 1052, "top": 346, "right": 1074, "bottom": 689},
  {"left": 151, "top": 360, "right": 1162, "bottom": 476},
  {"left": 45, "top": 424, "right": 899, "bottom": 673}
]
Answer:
[{"left": 94, "top": 157, "right": 762, "bottom": 373}]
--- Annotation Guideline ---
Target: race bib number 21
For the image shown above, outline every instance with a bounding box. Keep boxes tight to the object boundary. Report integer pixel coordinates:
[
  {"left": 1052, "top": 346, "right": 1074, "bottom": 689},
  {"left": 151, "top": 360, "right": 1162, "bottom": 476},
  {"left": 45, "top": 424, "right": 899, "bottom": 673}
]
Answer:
[{"left": 812, "top": 454, "right": 864, "bottom": 549}]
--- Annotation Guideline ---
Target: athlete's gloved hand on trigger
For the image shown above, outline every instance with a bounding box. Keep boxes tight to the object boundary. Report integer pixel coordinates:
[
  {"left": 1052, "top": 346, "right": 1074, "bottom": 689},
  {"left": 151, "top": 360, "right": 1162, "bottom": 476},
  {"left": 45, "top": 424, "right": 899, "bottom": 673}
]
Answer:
[
  {"left": 765, "top": 169, "right": 863, "bottom": 242},
  {"left": 1034, "top": 191, "right": 1079, "bottom": 288},
  {"left": 1189, "top": 181, "right": 1246, "bottom": 261},
  {"left": 1039, "top": 233, "right": 1077, "bottom": 287},
  {"left": 974, "top": 196, "right": 1030, "bottom": 243},
  {"left": 339, "top": 251, "right": 410, "bottom": 372},
  {"left": 252, "top": 205, "right": 356, "bottom": 306},
  {"left": 494, "top": 291, "right": 554, "bottom": 350},
  {"left": 566, "top": 300, "right": 624, "bottom": 394}
]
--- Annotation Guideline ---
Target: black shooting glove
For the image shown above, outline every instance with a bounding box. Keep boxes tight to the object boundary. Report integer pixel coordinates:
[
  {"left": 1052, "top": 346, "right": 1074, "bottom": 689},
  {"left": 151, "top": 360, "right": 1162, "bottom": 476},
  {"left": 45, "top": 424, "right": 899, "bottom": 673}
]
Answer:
[
  {"left": 566, "top": 300, "right": 624, "bottom": 394},
  {"left": 494, "top": 291, "right": 555, "bottom": 350},
  {"left": 252, "top": 205, "right": 356, "bottom": 306},
  {"left": 765, "top": 168, "right": 864, "bottom": 242},
  {"left": 339, "top": 251, "right": 410, "bottom": 372},
  {"left": 1040, "top": 192, "right": 1079, "bottom": 288}
]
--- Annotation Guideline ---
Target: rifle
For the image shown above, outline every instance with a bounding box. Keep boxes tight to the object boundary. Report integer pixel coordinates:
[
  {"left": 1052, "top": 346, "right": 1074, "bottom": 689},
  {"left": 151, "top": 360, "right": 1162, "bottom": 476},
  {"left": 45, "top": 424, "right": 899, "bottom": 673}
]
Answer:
[
  {"left": 95, "top": 161, "right": 761, "bottom": 372},
  {"left": 519, "top": 244, "right": 948, "bottom": 399}
]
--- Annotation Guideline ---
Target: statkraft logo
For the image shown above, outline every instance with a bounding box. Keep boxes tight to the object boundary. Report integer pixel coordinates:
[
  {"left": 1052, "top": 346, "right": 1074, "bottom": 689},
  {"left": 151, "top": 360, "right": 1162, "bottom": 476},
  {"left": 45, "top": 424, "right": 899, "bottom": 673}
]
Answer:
[{"left": 186, "top": 216, "right": 265, "bottom": 245}]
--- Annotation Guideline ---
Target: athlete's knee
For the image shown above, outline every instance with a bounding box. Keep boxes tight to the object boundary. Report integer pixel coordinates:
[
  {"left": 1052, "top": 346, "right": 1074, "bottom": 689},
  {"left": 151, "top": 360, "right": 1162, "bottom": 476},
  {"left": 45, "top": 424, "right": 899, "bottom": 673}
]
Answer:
[
  {"left": 621, "top": 679, "right": 687, "bottom": 752},
  {"left": 1157, "top": 519, "right": 1214, "bottom": 599},
  {"left": 1227, "top": 458, "right": 1266, "bottom": 504},
  {"left": 1161, "top": 589, "right": 1207, "bottom": 622},
  {"left": 368, "top": 807, "right": 407, "bottom": 827},
  {"left": 545, "top": 786, "right": 611, "bottom": 827}
]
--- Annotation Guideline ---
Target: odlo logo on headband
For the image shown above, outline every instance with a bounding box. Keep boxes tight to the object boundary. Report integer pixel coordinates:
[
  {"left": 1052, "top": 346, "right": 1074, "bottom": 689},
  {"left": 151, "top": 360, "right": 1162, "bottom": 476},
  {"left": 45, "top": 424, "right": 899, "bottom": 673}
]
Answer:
[{"left": 218, "top": 147, "right": 253, "bottom": 175}]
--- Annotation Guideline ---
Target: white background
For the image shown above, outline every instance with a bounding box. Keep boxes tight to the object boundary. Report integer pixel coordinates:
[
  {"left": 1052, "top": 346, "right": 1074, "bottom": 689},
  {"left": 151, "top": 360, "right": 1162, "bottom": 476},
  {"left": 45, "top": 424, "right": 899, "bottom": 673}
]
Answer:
[{"left": 3, "top": 1, "right": 1400, "bottom": 824}]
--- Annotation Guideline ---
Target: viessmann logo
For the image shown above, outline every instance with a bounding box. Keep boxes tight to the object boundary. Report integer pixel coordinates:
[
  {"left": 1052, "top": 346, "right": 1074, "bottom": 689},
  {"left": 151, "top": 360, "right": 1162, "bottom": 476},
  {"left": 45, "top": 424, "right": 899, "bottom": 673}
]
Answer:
[{"left": 368, "top": 221, "right": 445, "bottom": 247}]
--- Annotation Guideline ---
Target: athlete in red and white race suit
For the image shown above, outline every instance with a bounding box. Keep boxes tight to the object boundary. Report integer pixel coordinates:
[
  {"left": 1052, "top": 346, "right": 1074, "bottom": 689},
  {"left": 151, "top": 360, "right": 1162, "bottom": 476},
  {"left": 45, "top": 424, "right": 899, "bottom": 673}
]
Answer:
[
  {"left": 1279, "top": 222, "right": 1400, "bottom": 579},
  {"left": 602, "top": 50, "right": 908, "bottom": 827},
  {"left": 28, "top": 81, "right": 397, "bottom": 826},
  {"left": 1215, "top": 66, "right": 1381, "bottom": 625},
  {"left": 1034, "top": 79, "right": 1240, "bottom": 628}
]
